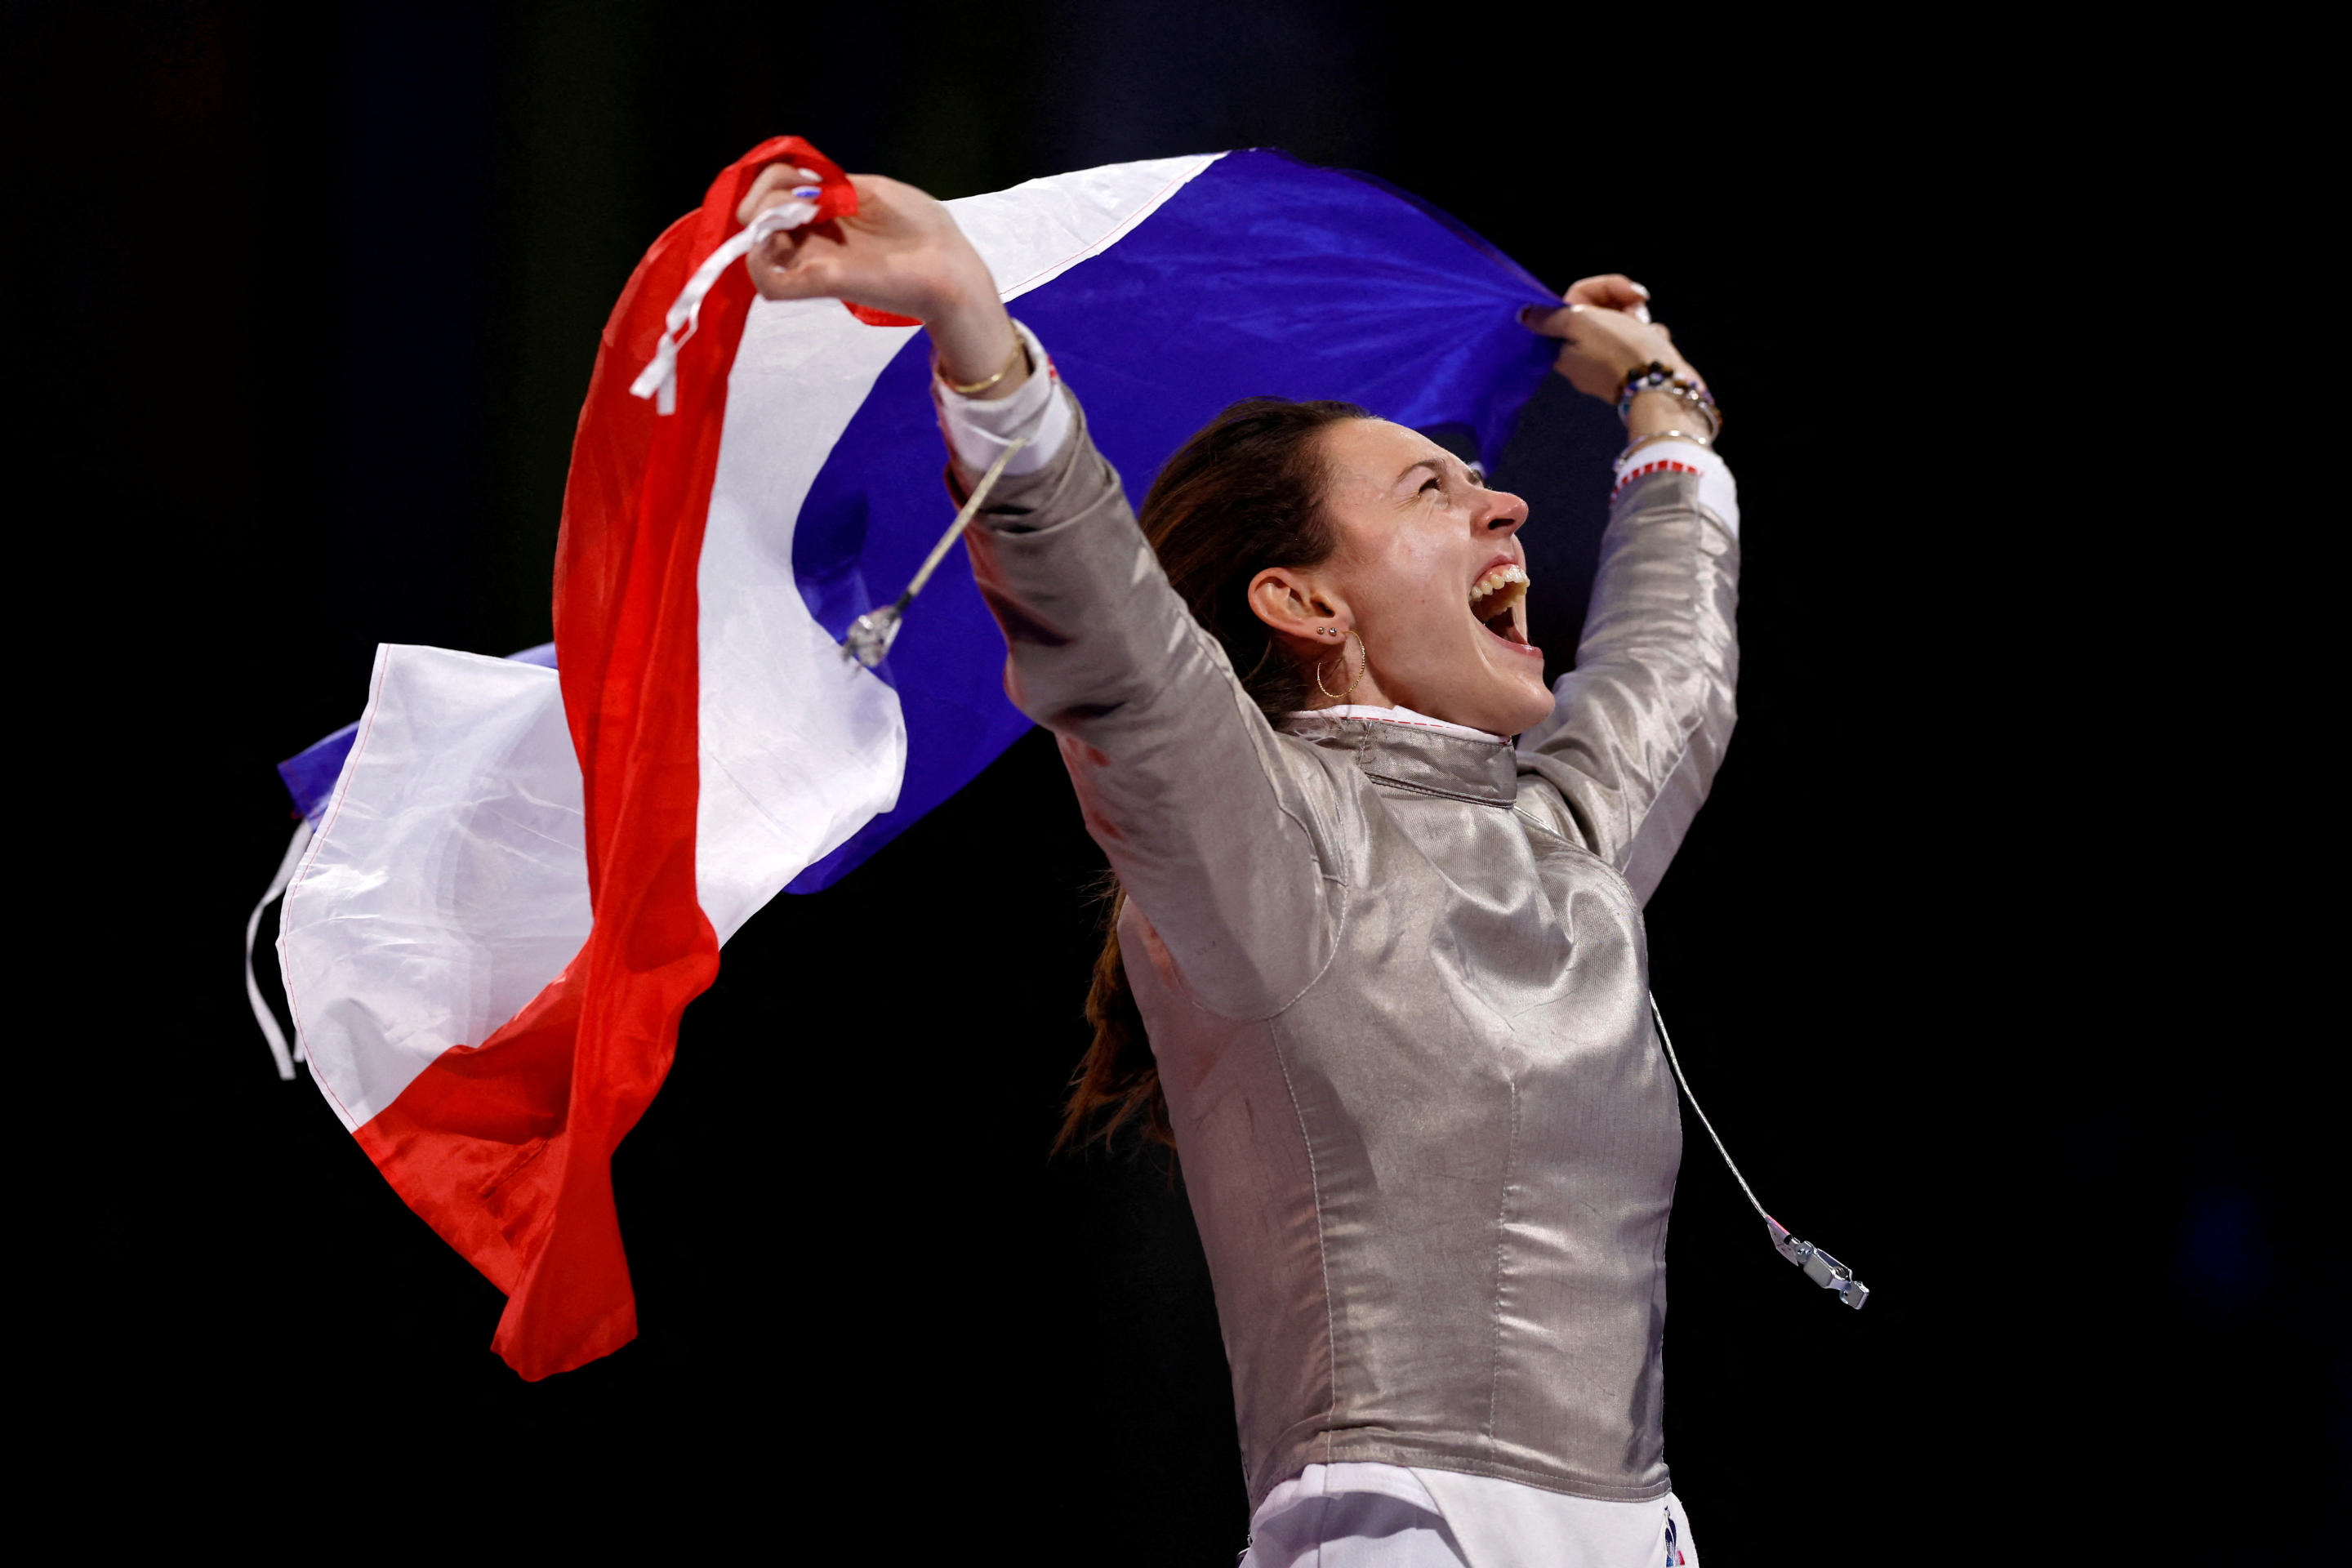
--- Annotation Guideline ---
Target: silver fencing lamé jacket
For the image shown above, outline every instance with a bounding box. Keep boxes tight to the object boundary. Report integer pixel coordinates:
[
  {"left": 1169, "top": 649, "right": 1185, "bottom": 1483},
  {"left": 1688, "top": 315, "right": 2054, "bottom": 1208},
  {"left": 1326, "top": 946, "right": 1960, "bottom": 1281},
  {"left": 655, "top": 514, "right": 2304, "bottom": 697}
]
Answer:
[{"left": 959, "top": 394, "right": 1740, "bottom": 1512}]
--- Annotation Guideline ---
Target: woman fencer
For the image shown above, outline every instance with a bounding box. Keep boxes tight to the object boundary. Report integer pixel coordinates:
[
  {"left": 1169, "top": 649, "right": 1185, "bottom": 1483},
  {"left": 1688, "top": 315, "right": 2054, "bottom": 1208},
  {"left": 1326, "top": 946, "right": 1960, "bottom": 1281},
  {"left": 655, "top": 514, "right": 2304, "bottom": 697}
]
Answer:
[{"left": 737, "top": 163, "right": 1734, "bottom": 1568}]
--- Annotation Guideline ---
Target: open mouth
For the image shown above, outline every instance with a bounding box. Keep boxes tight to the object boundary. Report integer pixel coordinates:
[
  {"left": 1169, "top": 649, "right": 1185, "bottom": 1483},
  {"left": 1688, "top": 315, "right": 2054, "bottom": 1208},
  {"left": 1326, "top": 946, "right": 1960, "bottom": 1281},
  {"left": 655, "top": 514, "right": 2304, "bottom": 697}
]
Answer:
[{"left": 1468, "top": 562, "right": 1538, "bottom": 653}]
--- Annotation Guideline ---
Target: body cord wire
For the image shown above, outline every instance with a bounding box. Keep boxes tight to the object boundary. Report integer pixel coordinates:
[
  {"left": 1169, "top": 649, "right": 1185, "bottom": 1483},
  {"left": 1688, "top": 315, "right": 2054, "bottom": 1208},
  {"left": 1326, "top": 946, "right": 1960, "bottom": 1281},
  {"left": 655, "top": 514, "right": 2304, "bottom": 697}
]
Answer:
[{"left": 1648, "top": 992, "right": 1769, "bottom": 1223}]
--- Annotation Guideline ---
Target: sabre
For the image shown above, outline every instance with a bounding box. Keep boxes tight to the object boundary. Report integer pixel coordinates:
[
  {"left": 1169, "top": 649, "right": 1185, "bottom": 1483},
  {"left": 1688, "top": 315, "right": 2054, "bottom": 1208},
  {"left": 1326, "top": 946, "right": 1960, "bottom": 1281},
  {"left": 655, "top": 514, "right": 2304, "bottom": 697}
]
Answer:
[{"left": 842, "top": 436, "right": 1030, "bottom": 669}]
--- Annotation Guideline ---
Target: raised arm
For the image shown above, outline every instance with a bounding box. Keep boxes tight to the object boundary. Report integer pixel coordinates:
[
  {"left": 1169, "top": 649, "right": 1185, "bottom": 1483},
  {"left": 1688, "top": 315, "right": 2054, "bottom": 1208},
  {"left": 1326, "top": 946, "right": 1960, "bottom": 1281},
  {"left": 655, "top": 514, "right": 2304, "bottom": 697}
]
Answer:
[
  {"left": 1512, "top": 280, "right": 1741, "bottom": 903},
  {"left": 737, "top": 165, "right": 1343, "bottom": 1017},
  {"left": 956, "top": 397, "right": 1348, "bottom": 1017}
]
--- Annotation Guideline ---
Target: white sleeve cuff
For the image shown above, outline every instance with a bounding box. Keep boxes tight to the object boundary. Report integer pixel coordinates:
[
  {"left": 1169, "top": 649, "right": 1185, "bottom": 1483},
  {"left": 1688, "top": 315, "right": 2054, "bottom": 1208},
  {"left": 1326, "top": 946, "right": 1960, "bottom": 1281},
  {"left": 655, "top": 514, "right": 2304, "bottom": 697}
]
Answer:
[
  {"left": 1612, "top": 439, "right": 1740, "bottom": 540},
  {"left": 932, "top": 318, "right": 1072, "bottom": 479}
]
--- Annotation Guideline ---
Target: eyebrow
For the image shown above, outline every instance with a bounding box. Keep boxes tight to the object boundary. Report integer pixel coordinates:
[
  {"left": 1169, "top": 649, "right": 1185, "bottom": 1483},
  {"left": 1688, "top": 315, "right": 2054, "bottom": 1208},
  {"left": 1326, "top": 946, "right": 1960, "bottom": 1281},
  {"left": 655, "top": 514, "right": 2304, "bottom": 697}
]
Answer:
[{"left": 1396, "top": 457, "right": 1446, "bottom": 487}]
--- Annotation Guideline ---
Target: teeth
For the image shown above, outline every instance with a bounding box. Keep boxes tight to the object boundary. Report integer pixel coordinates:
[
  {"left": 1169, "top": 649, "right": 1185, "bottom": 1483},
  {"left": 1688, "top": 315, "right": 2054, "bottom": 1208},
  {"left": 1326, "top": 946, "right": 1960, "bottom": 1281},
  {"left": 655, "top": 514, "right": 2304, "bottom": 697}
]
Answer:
[{"left": 1469, "top": 563, "right": 1528, "bottom": 608}]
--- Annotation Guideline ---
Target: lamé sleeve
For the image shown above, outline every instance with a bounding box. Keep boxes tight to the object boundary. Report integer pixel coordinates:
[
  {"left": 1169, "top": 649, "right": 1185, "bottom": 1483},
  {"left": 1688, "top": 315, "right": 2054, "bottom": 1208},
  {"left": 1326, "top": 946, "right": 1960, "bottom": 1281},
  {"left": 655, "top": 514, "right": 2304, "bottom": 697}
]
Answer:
[
  {"left": 1514, "top": 449, "right": 1740, "bottom": 904},
  {"left": 954, "top": 388, "right": 1346, "bottom": 1018}
]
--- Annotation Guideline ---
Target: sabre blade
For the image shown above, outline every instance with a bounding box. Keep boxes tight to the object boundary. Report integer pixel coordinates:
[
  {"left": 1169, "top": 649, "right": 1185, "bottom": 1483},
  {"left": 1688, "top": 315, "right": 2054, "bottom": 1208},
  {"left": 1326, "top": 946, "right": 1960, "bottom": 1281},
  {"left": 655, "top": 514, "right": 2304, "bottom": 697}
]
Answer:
[{"left": 839, "top": 437, "right": 1030, "bottom": 665}]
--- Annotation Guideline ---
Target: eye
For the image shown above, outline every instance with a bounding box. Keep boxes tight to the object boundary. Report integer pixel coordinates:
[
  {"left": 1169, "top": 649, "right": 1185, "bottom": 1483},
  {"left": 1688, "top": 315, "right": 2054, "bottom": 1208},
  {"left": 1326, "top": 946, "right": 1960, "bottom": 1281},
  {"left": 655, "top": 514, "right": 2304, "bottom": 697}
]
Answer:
[{"left": 1420, "top": 474, "right": 1443, "bottom": 495}]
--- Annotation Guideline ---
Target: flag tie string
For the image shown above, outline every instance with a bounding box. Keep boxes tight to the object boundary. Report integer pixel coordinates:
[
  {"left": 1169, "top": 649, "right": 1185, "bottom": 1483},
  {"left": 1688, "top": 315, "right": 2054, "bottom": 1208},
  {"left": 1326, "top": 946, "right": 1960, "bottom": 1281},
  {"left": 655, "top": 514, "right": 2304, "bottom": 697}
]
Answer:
[
  {"left": 629, "top": 194, "right": 823, "bottom": 415},
  {"left": 246, "top": 817, "right": 315, "bottom": 1080}
]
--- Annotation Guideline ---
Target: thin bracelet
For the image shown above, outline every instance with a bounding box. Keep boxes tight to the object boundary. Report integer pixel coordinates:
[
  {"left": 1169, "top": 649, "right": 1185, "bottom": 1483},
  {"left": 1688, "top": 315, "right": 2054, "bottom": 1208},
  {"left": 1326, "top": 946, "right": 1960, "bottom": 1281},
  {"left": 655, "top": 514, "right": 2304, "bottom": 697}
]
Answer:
[
  {"left": 938, "top": 337, "right": 1029, "bottom": 398},
  {"left": 1617, "top": 429, "right": 1715, "bottom": 463}
]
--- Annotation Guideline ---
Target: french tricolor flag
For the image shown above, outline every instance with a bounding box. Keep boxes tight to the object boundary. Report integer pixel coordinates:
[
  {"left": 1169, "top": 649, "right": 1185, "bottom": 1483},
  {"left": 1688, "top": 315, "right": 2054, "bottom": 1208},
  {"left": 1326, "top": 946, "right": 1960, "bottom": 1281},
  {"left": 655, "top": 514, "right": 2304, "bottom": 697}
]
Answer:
[{"left": 268, "top": 138, "right": 1561, "bottom": 1379}]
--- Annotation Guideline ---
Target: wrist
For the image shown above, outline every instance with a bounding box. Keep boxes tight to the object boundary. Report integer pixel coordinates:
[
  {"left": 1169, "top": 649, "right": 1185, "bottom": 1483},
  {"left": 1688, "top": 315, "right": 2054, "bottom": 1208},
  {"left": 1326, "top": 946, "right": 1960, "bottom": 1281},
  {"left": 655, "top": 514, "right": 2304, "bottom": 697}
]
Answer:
[
  {"left": 1617, "top": 360, "right": 1717, "bottom": 442},
  {"left": 1624, "top": 389, "right": 1699, "bottom": 440},
  {"left": 927, "top": 286, "right": 1023, "bottom": 400}
]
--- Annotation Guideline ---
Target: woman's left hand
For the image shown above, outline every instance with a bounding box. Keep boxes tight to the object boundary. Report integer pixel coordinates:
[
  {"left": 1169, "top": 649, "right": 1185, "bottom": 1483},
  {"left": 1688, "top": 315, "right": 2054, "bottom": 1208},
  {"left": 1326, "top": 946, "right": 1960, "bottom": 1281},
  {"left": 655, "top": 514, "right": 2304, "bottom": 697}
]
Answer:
[{"left": 1520, "top": 274, "right": 1705, "bottom": 403}]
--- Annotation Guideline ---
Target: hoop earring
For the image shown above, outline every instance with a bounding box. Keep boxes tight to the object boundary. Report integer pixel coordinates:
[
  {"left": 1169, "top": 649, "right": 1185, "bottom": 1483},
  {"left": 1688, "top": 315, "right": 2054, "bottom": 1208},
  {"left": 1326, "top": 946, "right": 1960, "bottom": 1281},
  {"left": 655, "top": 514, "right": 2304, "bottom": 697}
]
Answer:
[{"left": 1316, "top": 629, "right": 1370, "bottom": 702}]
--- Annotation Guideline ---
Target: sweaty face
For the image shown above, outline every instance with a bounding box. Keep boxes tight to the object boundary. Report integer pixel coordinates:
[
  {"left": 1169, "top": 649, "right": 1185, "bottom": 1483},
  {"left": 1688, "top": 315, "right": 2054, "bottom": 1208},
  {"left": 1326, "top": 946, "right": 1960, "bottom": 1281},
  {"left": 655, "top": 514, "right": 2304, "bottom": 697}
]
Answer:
[{"left": 1312, "top": 419, "right": 1554, "bottom": 737}]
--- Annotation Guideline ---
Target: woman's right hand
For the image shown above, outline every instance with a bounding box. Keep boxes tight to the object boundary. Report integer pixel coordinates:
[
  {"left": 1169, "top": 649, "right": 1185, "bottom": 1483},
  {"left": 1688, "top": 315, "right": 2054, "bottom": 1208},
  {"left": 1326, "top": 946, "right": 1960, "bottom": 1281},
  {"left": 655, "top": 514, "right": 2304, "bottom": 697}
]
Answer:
[{"left": 736, "top": 166, "right": 1025, "bottom": 395}]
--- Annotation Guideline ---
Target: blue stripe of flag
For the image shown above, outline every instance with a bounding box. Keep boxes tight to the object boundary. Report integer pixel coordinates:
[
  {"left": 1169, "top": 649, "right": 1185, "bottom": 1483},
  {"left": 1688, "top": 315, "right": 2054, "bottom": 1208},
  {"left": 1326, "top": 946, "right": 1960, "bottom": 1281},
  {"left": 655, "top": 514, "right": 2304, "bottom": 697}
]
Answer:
[{"left": 786, "top": 149, "right": 1556, "bottom": 890}]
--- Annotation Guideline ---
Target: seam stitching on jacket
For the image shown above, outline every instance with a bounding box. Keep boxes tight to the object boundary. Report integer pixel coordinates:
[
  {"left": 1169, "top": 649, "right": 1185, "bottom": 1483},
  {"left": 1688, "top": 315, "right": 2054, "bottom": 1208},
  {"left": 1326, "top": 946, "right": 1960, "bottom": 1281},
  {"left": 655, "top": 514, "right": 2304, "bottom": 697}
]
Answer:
[
  {"left": 1272, "top": 1019, "right": 1339, "bottom": 1468},
  {"left": 1512, "top": 807, "right": 1642, "bottom": 908},
  {"left": 1256, "top": 712, "right": 1352, "bottom": 1014},
  {"left": 1619, "top": 715, "right": 1704, "bottom": 866},
  {"left": 1258, "top": 876, "right": 1351, "bottom": 1022},
  {"left": 1292, "top": 711, "right": 1506, "bottom": 741},
  {"left": 1485, "top": 1075, "right": 1521, "bottom": 1446},
  {"left": 1510, "top": 804, "right": 1578, "bottom": 847},
  {"left": 1361, "top": 771, "right": 1513, "bottom": 808},
  {"left": 1517, "top": 764, "right": 1607, "bottom": 857}
]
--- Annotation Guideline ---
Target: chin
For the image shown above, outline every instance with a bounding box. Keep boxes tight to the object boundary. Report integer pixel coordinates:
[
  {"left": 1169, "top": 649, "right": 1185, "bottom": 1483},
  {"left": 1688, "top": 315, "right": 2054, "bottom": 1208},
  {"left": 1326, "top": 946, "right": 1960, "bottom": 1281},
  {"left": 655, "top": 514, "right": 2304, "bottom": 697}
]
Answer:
[
  {"left": 1496, "top": 684, "right": 1556, "bottom": 737},
  {"left": 1447, "top": 673, "right": 1553, "bottom": 738}
]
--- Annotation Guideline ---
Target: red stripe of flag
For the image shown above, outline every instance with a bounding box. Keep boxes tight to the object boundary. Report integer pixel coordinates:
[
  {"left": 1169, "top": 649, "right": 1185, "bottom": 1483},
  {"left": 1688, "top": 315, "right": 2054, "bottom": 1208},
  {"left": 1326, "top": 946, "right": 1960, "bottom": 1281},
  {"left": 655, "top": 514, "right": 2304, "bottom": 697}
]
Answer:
[{"left": 351, "top": 137, "right": 845, "bottom": 1379}]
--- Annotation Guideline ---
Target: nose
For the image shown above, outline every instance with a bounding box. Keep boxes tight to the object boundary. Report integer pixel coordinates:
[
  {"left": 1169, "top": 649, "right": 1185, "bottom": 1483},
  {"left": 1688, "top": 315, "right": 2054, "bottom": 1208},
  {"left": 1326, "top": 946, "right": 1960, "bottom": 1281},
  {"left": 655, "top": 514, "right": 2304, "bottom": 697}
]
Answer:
[{"left": 1480, "top": 488, "right": 1530, "bottom": 536}]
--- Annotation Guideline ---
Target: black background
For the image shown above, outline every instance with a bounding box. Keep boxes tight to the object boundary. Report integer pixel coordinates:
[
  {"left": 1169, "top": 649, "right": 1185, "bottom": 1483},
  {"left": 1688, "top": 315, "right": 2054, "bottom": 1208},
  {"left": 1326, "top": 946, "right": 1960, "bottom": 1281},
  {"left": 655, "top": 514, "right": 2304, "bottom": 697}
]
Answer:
[{"left": 25, "top": 2, "right": 2337, "bottom": 1557}]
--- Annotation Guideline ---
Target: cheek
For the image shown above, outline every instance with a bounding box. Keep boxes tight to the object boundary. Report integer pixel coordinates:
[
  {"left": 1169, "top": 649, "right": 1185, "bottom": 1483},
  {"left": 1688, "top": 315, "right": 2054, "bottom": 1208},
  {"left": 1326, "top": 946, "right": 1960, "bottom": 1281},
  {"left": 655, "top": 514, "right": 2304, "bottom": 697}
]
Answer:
[
  {"left": 1372, "top": 541, "right": 1459, "bottom": 629},
  {"left": 1383, "top": 577, "right": 1460, "bottom": 652},
  {"left": 1326, "top": 507, "right": 1463, "bottom": 648}
]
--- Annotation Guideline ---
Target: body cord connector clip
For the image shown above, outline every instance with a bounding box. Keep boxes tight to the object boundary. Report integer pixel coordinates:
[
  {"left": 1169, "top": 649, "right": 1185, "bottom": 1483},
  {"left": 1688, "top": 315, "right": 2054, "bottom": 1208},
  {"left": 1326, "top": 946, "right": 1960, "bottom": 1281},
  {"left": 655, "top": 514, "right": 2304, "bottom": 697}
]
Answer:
[{"left": 1650, "top": 993, "right": 1870, "bottom": 1309}]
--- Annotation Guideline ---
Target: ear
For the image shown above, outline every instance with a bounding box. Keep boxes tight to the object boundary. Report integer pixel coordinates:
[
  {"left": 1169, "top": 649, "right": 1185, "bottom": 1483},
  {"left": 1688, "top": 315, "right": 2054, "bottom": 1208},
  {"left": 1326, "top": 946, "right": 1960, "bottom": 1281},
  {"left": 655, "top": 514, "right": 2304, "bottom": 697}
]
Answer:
[{"left": 1246, "top": 566, "right": 1348, "bottom": 648}]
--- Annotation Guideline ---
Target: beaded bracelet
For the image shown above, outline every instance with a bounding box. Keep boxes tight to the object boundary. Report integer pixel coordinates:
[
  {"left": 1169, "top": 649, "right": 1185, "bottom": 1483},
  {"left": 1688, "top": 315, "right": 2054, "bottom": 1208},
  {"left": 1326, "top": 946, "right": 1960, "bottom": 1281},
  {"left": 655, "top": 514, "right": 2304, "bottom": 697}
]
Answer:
[{"left": 1615, "top": 360, "right": 1721, "bottom": 438}]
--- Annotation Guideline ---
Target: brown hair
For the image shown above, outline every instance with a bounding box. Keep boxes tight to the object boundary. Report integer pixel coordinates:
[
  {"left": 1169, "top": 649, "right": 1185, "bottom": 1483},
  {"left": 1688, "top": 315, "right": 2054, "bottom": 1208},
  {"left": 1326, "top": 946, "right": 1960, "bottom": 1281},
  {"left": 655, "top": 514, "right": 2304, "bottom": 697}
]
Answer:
[{"left": 1055, "top": 396, "right": 1370, "bottom": 1154}]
